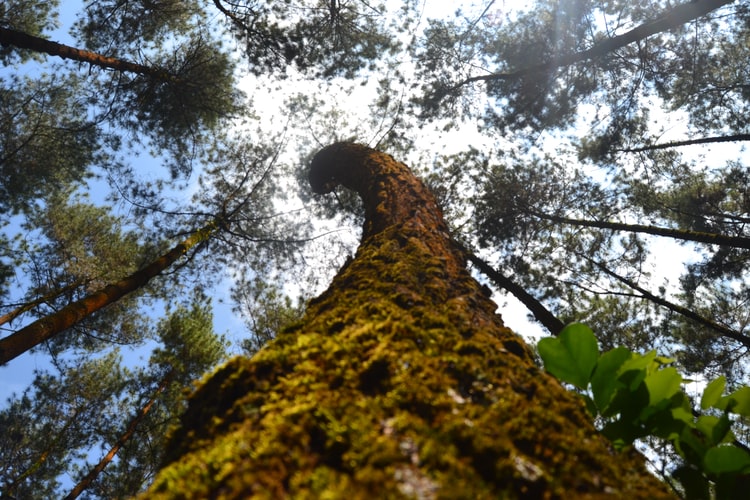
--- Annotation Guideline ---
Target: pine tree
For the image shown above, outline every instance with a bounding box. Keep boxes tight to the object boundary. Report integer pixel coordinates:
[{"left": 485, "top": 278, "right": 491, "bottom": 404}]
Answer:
[
  {"left": 5, "top": 0, "right": 750, "bottom": 495},
  {"left": 65, "top": 297, "right": 228, "bottom": 499},
  {"left": 0, "top": 219, "right": 217, "bottom": 364},
  {"left": 143, "top": 143, "right": 673, "bottom": 498},
  {"left": 0, "top": 75, "right": 99, "bottom": 215},
  {"left": 0, "top": 297, "right": 227, "bottom": 498},
  {"left": 0, "top": 351, "right": 132, "bottom": 498},
  {"left": 402, "top": 0, "right": 750, "bottom": 384}
]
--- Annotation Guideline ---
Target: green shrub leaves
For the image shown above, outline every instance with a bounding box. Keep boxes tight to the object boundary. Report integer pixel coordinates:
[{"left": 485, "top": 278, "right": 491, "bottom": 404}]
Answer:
[
  {"left": 537, "top": 323, "right": 750, "bottom": 499},
  {"left": 537, "top": 323, "right": 598, "bottom": 389}
]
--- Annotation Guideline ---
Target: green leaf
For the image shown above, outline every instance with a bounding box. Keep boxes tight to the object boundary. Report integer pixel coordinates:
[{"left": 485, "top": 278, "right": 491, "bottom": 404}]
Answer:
[
  {"left": 696, "top": 415, "right": 720, "bottom": 438},
  {"left": 701, "top": 376, "right": 726, "bottom": 410},
  {"left": 643, "top": 405, "right": 686, "bottom": 440},
  {"left": 590, "top": 347, "right": 631, "bottom": 412},
  {"left": 618, "top": 350, "right": 657, "bottom": 390},
  {"left": 538, "top": 323, "right": 599, "bottom": 390},
  {"left": 704, "top": 445, "right": 750, "bottom": 474},
  {"left": 695, "top": 415, "right": 732, "bottom": 448},
  {"left": 654, "top": 355, "right": 676, "bottom": 366},
  {"left": 644, "top": 367, "right": 682, "bottom": 406},
  {"left": 678, "top": 426, "right": 710, "bottom": 465},
  {"left": 712, "top": 414, "right": 734, "bottom": 445},
  {"left": 725, "top": 386, "right": 750, "bottom": 417},
  {"left": 671, "top": 404, "right": 693, "bottom": 426},
  {"left": 601, "top": 417, "right": 645, "bottom": 446},
  {"left": 582, "top": 394, "right": 597, "bottom": 417},
  {"left": 672, "top": 465, "right": 710, "bottom": 500},
  {"left": 698, "top": 413, "right": 733, "bottom": 446},
  {"left": 603, "top": 380, "right": 649, "bottom": 419}
]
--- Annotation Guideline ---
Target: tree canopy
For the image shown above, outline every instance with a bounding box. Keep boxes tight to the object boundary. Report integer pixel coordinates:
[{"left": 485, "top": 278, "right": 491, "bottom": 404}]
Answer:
[{"left": 1, "top": 0, "right": 749, "bottom": 496}]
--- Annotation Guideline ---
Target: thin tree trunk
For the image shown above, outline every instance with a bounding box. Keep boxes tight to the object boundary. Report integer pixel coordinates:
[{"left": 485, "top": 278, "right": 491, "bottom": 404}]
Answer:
[
  {"left": 620, "top": 133, "right": 750, "bottom": 153},
  {"left": 64, "top": 370, "right": 175, "bottom": 500},
  {"left": 1, "top": 410, "right": 80, "bottom": 498},
  {"left": 529, "top": 209, "right": 750, "bottom": 249},
  {"left": 460, "top": 245, "right": 564, "bottom": 335},
  {"left": 0, "top": 280, "right": 84, "bottom": 327},
  {"left": 142, "top": 143, "right": 673, "bottom": 498},
  {"left": 0, "top": 27, "right": 171, "bottom": 79},
  {"left": 453, "top": 0, "right": 733, "bottom": 89},
  {"left": 0, "top": 223, "right": 216, "bottom": 365},
  {"left": 582, "top": 253, "right": 750, "bottom": 348}
]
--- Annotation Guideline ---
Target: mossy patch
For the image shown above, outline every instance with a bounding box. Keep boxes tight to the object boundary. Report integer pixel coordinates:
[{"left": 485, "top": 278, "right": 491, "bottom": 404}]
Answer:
[{"left": 145, "top": 224, "right": 673, "bottom": 499}]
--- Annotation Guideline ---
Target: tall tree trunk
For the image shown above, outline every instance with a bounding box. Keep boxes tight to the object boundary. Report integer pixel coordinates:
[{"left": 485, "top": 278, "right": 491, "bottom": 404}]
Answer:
[
  {"left": 0, "top": 27, "right": 172, "bottom": 79},
  {"left": 0, "top": 223, "right": 216, "bottom": 365},
  {"left": 143, "top": 143, "right": 673, "bottom": 498},
  {"left": 64, "top": 370, "right": 175, "bottom": 500}
]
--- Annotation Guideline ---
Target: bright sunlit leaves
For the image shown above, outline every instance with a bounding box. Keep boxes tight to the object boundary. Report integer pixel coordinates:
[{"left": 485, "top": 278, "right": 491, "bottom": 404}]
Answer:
[{"left": 537, "top": 323, "right": 597, "bottom": 390}]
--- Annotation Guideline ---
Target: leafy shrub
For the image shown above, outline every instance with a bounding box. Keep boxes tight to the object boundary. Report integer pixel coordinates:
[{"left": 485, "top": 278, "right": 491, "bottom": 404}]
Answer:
[{"left": 538, "top": 323, "right": 750, "bottom": 499}]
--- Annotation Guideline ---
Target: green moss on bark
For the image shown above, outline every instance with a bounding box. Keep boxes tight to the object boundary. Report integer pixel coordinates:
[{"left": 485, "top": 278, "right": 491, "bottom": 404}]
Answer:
[{"left": 143, "top": 144, "right": 674, "bottom": 499}]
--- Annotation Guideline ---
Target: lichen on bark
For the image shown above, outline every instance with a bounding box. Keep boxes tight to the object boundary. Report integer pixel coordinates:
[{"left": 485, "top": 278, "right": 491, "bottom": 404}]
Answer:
[{"left": 143, "top": 143, "right": 674, "bottom": 498}]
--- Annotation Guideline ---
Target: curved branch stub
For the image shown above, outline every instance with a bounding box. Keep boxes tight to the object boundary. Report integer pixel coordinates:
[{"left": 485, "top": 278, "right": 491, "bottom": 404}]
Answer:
[
  {"left": 309, "top": 142, "right": 448, "bottom": 240},
  {"left": 308, "top": 141, "right": 373, "bottom": 195}
]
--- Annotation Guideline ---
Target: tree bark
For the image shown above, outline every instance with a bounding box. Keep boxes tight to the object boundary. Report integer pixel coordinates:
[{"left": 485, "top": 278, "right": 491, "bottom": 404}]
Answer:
[
  {"left": 0, "top": 27, "right": 172, "bottom": 80},
  {"left": 0, "top": 223, "right": 216, "bottom": 365},
  {"left": 142, "top": 143, "right": 673, "bottom": 498},
  {"left": 0, "top": 280, "right": 84, "bottom": 327}
]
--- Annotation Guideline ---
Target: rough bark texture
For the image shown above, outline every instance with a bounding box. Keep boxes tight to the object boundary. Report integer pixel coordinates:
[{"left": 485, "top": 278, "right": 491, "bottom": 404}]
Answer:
[{"left": 143, "top": 143, "right": 673, "bottom": 498}]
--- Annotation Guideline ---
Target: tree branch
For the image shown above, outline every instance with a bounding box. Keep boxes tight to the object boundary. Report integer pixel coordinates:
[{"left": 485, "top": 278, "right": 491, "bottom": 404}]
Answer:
[
  {"left": 528, "top": 209, "right": 750, "bottom": 249},
  {"left": 619, "top": 133, "right": 750, "bottom": 153},
  {"left": 451, "top": 0, "right": 734, "bottom": 89},
  {"left": 581, "top": 253, "right": 750, "bottom": 349},
  {"left": 457, "top": 243, "right": 565, "bottom": 335}
]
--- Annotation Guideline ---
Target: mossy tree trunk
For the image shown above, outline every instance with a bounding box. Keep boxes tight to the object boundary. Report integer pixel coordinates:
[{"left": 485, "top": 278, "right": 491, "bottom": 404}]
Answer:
[{"left": 144, "top": 143, "right": 673, "bottom": 498}]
